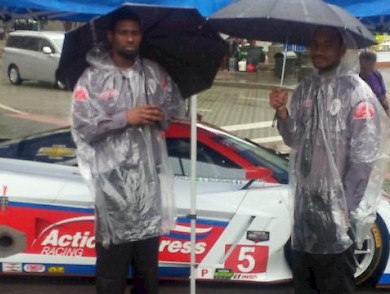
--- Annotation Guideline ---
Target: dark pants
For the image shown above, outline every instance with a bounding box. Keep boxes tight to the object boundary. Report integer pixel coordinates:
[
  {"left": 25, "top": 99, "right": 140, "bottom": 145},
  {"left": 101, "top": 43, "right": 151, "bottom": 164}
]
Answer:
[
  {"left": 292, "top": 246, "right": 357, "bottom": 294},
  {"left": 95, "top": 236, "right": 160, "bottom": 294}
]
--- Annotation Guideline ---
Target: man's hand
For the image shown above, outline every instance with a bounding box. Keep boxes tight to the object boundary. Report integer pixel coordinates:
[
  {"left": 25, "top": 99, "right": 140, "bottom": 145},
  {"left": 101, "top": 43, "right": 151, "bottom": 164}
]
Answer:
[
  {"left": 269, "top": 88, "right": 288, "bottom": 120},
  {"left": 126, "top": 105, "right": 164, "bottom": 126}
]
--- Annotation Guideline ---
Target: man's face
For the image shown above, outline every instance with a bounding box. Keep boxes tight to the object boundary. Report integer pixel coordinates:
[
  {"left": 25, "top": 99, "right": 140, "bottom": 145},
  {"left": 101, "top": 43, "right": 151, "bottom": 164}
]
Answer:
[
  {"left": 108, "top": 19, "right": 142, "bottom": 61},
  {"left": 310, "top": 27, "right": 346, "bottom": 74},
  {"left": 360, "top": 58, "right": 375, "bottom": 73}
]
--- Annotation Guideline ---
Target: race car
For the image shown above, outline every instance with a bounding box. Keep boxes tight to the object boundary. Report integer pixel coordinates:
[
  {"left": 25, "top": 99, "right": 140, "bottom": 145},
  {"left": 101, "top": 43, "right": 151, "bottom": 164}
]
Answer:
[{"left": 0, "top": 122, "right": 389, "bottom": 288}]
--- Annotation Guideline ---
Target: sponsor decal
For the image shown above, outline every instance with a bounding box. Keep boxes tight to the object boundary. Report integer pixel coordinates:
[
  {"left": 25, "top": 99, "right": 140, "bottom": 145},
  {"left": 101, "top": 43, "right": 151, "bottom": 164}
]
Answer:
[
  {"left": 197, "top": 267, "right": 213, "bottom": 279},
  {"left": 231, "top": 273, "right": 260, "bottom": 280},
  {"left": 48, "top": 266, "right": 65, "bottom": 274},
  {"left": 214, "top": 268, "right": 233, "bottom": 279},
  {"left": 23, "top": 264, "right": 45, "bottom": 273},
  {"left": 30, "top": 215, "right": 96, "bottom": 257},
  {"left": 159, "top": 217, "right": 227, "bottom": 264},
  {"left": 246, "top": 231, "right": 270, "bottom": 243},
  {"left": 3, "top": 262, "right": 22, "bottom": 272},
  {"left": 98, "top": 89, "right": 119, "bottom": 101},
  {"left": 37, "top": 145, "right": 76, "bottom": 159},
  {"left": 353, "top": 102, "right": 375, "bottom": 120},
  {"left": 73, "top": 86, "right": 89, "bottom": 102},
  {"left": 176, "top": 176, "right": 244, "bottom": 185},
  {"left": 225, "top": 245, "right": 269, "bottom": 274}
]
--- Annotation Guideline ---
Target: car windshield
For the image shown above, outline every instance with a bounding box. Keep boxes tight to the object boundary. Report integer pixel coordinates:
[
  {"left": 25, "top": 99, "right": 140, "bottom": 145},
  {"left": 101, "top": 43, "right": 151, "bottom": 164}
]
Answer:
[
  {"left": 208, "top": 127, "right": 288, "bottom": 171},
  {"left": 52, "top": 37, "right": 64, "bottom": 52}
]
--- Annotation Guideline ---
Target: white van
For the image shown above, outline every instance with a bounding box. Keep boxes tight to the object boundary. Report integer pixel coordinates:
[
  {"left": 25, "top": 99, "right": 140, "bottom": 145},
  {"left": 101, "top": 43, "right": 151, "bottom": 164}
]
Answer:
[{"left": 2, "top": 30, "right": 64, "bottom": 88}]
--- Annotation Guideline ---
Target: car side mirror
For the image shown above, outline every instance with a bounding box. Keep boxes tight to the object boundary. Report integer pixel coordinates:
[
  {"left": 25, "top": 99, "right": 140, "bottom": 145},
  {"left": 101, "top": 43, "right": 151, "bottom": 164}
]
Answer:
[
  {"left": 245, "top": 167, "right": 273, "bottom": 181},
  {"left": 42, "top": 46, "right": 53, "bottom": 54}
]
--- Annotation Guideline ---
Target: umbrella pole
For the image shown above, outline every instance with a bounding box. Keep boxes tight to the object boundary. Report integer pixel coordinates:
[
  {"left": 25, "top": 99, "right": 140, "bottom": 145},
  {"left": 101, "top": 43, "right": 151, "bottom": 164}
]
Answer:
[
  {"left": 271, "top": 42, "right": 288, "bottom": 127},
  {"left": 280, "top": 42, "right": 288, "bottom": 87},
  {"left": 190, "top": 94, "right": 198, "bottom": 294}
]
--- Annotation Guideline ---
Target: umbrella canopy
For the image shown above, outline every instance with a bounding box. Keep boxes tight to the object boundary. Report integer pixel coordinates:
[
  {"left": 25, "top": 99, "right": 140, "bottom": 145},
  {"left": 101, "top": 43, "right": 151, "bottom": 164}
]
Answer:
[
  {"left": 55, "top": 3, "right": 227, "bottom": 98},
  {"left": 209, "top": 0, "right": 377, "bottom": 48}
]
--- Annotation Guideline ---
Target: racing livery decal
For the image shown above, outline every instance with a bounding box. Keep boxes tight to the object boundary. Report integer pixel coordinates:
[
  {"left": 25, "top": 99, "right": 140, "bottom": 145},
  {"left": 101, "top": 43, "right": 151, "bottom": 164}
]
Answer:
[
  {"left": 23, "top": 264, "right": 46, "bottom": 273},
  {"left": 214, "top": 268, "right": 234, "bottom": 279},
  {"left": 246, "top": 230, "right": 270, "bottom": 243},
  {"left": 3, "top": 262, "right": 22, "bottom": 273},
  {"left": 197, "top": 267, "right": 214, "bottom": 279},
  {"left": 1, "top": 203, "right": 227, "bottom": 265},
  {"left": 31, "top": 216, "right": 95, "bottom": 257},
  {"left": 0, "top": 202, "right": 95, "bottom": 258},
  {"left": 225, "top": 245, "right": 269, "bottom": 274},
  {"left": 231, "top": 273, "right": 262, "bottom": 281},
  {"left": 48, "top": 266, "right": 65, "bottom": 274},
  {"left": 159, "top": 217, "right": 228, "bottom": 264}
]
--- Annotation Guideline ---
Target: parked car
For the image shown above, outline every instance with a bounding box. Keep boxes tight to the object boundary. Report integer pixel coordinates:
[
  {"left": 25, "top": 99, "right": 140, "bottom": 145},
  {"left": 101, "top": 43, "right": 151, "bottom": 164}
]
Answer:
[
  {"left": 0, "top": 120, "right": 289, "bottom": 184},
  {"left": 0, "top": 120, "right": 389, "bottom": 287},
  {"left": 2, "top": 30, "right": 64, "bottom": 88}
]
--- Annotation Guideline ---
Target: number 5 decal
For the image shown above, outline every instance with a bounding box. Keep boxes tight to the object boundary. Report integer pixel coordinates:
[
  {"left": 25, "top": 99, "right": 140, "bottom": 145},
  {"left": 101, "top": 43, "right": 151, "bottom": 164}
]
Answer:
[{"left": 225, "top": 245, "right": 269, "bottom": 273}]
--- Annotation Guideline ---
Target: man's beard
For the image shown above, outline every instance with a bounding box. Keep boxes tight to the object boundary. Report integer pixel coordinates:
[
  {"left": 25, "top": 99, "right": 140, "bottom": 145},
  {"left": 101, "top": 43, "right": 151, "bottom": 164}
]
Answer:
[
  {"left": 117, "top": 49, "right": 138, "bottom": 61},
  {"left": 316, "top": 60, "right": 341, "bottom": 75}
]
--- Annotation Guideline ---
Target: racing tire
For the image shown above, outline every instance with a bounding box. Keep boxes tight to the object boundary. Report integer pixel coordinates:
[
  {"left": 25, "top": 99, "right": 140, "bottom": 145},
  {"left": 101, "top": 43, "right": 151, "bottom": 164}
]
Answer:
[
  {"left": 284, "top": 215, "right": 389, "bottom": 287},
  {"left": 354, "top": 214, "right": 389, "bottom": 287},
  {"left": 8, "top": 65, "right": 22, "bottom": 85}
]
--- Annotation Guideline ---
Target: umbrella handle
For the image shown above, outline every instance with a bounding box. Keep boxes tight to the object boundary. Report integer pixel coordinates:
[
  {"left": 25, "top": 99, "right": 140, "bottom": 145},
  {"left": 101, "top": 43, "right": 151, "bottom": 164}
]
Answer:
[{"left": 89, "top": 17, "right": 99, "bottom": 48}]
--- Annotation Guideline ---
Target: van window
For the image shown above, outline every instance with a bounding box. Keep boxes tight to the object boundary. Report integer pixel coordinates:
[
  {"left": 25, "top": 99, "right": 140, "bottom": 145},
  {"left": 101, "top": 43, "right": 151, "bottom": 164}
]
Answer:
[
  {"left": 5, "top": 36, "right": 23, "bottom": 48},
  {"left": 6, "top": 36, "right": 40, "bottom": 51},
  {"left": 52, "top": 37, "right": 64, "bottom": 52}
]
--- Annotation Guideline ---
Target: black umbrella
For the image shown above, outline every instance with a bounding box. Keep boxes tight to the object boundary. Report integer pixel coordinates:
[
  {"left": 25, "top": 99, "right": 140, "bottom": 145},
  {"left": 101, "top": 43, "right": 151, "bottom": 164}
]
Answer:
[
  {"left": 56, "top": 3, "right": 227, "bottom": 98},
  {"left": 208, "top": 0, "right": 377, "bottom": 49}
]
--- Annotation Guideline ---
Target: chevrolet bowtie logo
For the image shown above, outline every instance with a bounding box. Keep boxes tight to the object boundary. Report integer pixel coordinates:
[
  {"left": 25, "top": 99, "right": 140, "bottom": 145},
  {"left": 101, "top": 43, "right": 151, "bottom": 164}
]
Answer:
[{"left": 37, "top": 145, "right": 76, "bottom": 159}]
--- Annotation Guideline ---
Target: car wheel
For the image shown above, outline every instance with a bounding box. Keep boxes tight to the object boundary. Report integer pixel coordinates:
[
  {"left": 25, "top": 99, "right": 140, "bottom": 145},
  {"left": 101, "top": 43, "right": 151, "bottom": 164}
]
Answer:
[
  {"left": 284, "top": 215, "right": 389, "bottom": 287},
  {"left": 355, "top": 214, "right": 389, "bottom": 287},
  {"left": 8, "top": 65, "right": 22, "bottom": 85}
]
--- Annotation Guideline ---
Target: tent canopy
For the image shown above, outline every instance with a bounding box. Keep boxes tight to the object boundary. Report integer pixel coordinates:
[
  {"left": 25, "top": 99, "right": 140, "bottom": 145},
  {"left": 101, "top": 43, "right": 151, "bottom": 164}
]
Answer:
[
  {"left": 326, "top": 0, "right": 390, "bottom": 32},
  {"left": 326, "top": 0, "right": 389, "bottom": 18},
  {"left": 0, "top": 0, "right": 234, "bottom": 21}
]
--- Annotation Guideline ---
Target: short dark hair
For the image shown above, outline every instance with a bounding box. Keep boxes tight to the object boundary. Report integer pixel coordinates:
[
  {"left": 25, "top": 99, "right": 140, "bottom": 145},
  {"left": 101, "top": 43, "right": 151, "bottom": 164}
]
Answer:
[
  {"left": 109, "top": 10, "right": 142, "bottom": 32},
  {"left": 359, "top": 50, "right": 377, "bottom": 62},
  {"left": 313, "top": 26, "right": 345, "bottom": 46}
]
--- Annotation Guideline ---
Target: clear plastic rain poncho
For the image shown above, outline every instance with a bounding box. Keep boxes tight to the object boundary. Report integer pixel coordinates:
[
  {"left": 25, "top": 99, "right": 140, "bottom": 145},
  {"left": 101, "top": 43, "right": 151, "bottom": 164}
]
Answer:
[
  {"left": 278, "top": 33, "right": 390, "bottom": 254},
  {"left": 71, "top": 48, "right": 185, "bottom": 248}
]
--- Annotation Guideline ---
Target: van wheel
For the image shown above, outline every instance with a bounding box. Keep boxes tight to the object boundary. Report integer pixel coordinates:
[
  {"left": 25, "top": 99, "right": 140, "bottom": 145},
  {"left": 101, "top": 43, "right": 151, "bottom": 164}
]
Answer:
[{"left": 8, "top": 65, "right": 22, "bottom": 85}]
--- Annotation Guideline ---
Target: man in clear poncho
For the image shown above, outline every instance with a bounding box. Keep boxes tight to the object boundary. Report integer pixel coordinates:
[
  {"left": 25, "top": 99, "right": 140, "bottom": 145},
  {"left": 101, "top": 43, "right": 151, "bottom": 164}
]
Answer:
[
  {"left": 71, "top": 11, "right": 185, "bottom": 294},
  {"left": 269, "top": 26, "right": 390, "bottom": 293}
]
